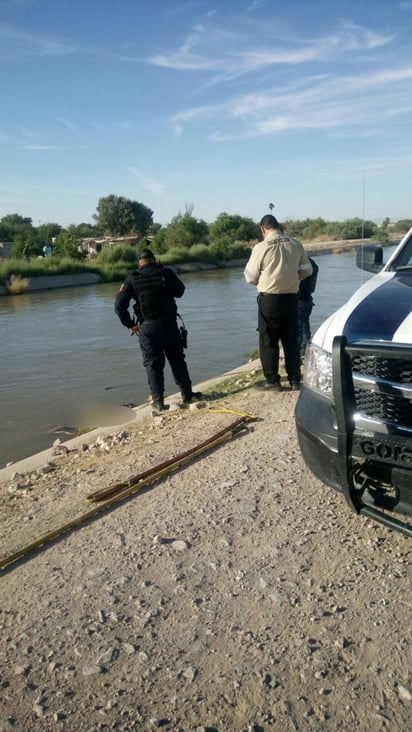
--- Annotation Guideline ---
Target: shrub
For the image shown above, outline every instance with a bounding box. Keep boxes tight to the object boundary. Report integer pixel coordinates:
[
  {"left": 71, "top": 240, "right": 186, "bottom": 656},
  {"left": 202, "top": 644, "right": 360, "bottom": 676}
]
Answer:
[
  {"left": 97, "top": 263, "right": 131, "bottom": 282},
  {"left": 159, "top": 248, "right": 192, "bottom": 265},
  {"left": 6, "top": 273, "right": 30, "bottom": 294},
  {"left": 209, "top": 236, "right": 232, "bottom": 261},
  {"left": 227, "top": 241, "right": 251, "bottom": 259},
  {"left": 189, "top": 244, "right": 217, "bottom": 263},
  {"left": 208, "top": 237, "right": 250, "bottom": 262},
  {"left": 96, "top": 245, "right": 138, "bottom": 265},
  {"left": 151, "top": 228, "right": 168, "bottom": 254},
  {"left": 0, "top": 256, "right": 101, "bottom": 282}
]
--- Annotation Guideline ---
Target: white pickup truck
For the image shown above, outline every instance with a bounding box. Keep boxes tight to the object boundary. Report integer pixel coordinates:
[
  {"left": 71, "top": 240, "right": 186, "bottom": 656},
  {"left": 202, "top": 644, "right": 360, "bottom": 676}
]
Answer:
[{"left": 295, "top": 229, "right": 412, "bottom": 537}]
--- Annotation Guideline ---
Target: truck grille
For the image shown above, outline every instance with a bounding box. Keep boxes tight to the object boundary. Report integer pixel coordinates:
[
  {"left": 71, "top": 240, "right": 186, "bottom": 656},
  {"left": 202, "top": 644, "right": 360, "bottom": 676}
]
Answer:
[
  {"left": 348, "top": 344, "right": 412, "bottom": 429},
  {"left": 351, "top": 353, "right": 412, "bottom": 383},
  {"left": 353, "top": 388, "right": 412, "bottom": 427}
]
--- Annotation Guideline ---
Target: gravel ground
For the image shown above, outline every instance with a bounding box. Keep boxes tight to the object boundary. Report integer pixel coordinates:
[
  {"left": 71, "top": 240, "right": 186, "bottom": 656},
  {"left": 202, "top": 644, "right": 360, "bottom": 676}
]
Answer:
[{"left": 0, "top": 367, "right": 411, "bottom": 732}]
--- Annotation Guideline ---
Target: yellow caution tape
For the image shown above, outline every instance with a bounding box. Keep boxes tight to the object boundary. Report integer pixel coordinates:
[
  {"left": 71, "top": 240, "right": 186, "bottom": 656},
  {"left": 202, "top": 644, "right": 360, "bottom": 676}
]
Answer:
[{"left": 207, "top": 407, "right": 258, "bottom": 419}]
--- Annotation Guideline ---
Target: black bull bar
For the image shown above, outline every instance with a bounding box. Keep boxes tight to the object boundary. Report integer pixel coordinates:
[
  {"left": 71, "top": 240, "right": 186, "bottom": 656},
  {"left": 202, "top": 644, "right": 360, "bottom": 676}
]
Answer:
[{"left": 332, "top": 335, "right": 412, "bottom": 538}]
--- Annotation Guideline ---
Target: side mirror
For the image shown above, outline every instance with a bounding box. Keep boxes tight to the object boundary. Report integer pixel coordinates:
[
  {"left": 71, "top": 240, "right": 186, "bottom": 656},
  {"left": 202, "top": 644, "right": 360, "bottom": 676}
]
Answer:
[{"left": 356, "top": 245, "right": 383, "bottom": 273}]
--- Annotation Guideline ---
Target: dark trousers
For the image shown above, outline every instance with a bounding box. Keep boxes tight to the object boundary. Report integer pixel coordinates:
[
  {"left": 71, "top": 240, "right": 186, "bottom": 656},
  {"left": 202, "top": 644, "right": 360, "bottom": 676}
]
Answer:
[
  {"left": 297, "top": 298, "right": 313, "bottom": 357},
  {"left": 139, "top": 319, "right": 192, "bottom": 402},
  {"left": 257, "top": 293, "right": 301, "bottom": 384}
]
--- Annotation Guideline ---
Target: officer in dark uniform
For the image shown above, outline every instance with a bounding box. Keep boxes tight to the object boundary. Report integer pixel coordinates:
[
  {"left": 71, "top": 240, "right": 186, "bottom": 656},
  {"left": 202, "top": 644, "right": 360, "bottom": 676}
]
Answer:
[
  {"left": 114, "top": 248, "right": 200, "bottom": 412},
  {"left": 297, "top": 255, "right": 318, "bottom": 359}
]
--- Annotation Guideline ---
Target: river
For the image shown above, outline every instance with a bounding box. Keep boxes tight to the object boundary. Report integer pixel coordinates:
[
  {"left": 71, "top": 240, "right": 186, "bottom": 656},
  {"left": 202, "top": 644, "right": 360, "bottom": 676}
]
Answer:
[{"left": 0, "top": 248, "right": 380, "bottom": 467}]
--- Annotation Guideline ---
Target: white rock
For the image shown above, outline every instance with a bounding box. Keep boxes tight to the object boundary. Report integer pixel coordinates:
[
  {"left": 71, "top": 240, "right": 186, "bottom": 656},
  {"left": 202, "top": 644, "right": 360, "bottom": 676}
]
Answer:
[
  {"left": 170, "top": 539, "right": 190, "bottom": 551},
  {"left": 398, "top": 684, "right": 412, "bottom": 702}
]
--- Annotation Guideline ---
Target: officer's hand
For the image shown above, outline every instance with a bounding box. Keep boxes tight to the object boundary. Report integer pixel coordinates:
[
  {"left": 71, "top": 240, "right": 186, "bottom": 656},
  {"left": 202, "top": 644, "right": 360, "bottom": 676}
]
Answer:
[{"left": 130, "top": 324, "right": 140, "bottom": 336}]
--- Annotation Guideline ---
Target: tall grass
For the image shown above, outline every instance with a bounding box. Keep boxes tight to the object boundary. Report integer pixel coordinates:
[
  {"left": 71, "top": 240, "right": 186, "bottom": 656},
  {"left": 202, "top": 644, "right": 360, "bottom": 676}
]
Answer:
[
  {"left": 96, "top": 245, "right": 138, "bottom": 265},
  {"left": 0, "top": 242, "right": 250, "bottom": 288},
  {"left": 6, "top": 274, "right": 30, "bottom": 294},
  {"left": 159, "top": 247, "right": 192, "bottom": 265},
  {"left": 0, "top": 256, "right": 100, "bottom": 280}
]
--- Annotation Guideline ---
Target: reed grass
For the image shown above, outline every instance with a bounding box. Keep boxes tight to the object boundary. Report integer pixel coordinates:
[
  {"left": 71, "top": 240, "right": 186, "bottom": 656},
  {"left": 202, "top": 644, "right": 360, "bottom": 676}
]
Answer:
[
  {"left": 0, "top": 242, "right": 250, "bottom": 288},
  {"left": 6, "top": 273, "right": 30, "bottom": 294}
]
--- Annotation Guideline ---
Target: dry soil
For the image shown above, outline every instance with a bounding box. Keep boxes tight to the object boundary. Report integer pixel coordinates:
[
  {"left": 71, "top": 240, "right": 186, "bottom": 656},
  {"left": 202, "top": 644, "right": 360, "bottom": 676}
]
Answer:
[{"left": 0, "top": 369, "right": 411, "bottom": 732}]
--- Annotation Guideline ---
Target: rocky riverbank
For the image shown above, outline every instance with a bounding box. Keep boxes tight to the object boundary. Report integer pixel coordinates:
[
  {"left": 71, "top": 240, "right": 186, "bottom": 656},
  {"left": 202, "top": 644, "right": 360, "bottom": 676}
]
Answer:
[{"left": 0, "top": 364, "right": 410, "bottom": 731}]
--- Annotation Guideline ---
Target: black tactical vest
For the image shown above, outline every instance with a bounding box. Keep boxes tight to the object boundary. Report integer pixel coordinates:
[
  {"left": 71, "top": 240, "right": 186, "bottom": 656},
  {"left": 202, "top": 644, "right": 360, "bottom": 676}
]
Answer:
[{"left": 130, "top": 265, "right": 170, "bottom": 320}]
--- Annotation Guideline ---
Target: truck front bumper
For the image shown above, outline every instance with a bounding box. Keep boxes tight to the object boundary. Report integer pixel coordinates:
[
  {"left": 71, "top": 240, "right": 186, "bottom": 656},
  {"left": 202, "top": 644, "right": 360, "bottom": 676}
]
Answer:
[{"left": 295, "top": 337, "right": 412, "bottom": 538}]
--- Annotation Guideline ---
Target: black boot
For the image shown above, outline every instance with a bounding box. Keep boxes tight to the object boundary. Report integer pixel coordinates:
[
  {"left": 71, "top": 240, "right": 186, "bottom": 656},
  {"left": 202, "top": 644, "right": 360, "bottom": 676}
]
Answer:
[
  {"left": 181, "top": 391, "right": 203, "bottom": 406},
  {"left": 152, "top": 399, "right": 170, "bottom": 413}
]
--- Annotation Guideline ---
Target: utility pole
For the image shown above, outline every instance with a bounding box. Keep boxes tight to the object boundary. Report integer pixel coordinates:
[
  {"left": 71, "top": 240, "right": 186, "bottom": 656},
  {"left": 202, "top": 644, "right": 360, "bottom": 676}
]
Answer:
[{"left": 361, "top": 171, "right": 366, "bottom": 240}]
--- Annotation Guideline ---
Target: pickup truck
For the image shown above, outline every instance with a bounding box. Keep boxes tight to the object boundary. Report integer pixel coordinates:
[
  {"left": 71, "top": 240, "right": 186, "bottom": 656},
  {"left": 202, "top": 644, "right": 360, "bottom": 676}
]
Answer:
[{"left": 295, "top": 229, "right": 412, "bottom": 537}]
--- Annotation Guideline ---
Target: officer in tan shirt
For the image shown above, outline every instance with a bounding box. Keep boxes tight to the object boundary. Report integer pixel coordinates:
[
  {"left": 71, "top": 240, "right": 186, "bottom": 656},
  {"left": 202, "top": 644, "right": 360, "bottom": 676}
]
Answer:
[{"left": 244, "top": 214, "right": 312, "bottom": 390}]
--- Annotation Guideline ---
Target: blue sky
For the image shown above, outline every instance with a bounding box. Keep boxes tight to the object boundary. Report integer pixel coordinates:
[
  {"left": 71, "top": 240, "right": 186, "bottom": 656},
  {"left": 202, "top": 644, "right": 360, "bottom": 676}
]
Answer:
[{"left": 1, "top": 0, "right": 412, "bottom": 228}]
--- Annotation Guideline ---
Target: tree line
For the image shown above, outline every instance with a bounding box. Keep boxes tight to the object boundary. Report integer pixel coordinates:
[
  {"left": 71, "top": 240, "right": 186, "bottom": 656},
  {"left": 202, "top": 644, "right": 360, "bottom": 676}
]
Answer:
[{"left": 1, "top": 194, "right": 411, "bottom": 260}]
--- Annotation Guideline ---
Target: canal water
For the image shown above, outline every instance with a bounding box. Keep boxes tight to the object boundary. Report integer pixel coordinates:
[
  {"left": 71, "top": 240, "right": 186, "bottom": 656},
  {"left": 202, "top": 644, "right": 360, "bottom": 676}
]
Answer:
[{"left": 0, "top": 248, "right": 379, "bottom": 467}]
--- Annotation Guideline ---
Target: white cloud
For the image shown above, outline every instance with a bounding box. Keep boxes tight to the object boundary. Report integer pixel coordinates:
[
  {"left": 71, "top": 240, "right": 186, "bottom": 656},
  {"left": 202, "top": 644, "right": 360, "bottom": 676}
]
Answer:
[
  {"left": 0, "top": 23, "right": 77, "bottom": 57},
  {"left": 208, "top": 131, "right": 235, "bottom": 142},
  {"left": 168, "top": 63, "right": 412, "bottom": 140},
  {"left": 24, "top": 145, "right": 57, "bottom": 150},
  {"left": 148, "top": 18, "right": 393, "bottom": 85},
  {"left": 247, "top": 0, "right": 266, "bottom": 10},
  {"left": 56, "top": 117, "right": 77, "bottom": 132},
  {"left": 128, "top": 167, "right": 165, "bottom": 195},
  {"left": 170, "top": 104, "right": 219, "bottom": 135}
]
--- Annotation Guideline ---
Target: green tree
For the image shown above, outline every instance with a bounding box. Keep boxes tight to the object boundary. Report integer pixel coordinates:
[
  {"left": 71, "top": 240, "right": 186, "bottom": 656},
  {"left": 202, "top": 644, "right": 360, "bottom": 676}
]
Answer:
[
  {"left": 151, "top": 227, "right": 168, "bottom": 254},
  {"left": 373, "top": 225, "right": 390, "bottom": 244},
  {"left": 71, "top": 222, "right": 101, "bottom": 238},
  {"left": 209, "top": 235, "right": 233, "bottom": 260},
  {"left": 301, "top": 217, "right": 327, "bottom": 241},
  {"left": 1, "top": 213, "right": 32, "bottom": 225},
  {"left": 0, "top": 213, "right": 33, "bottom": 243},
  {"left": 94, "top": 195, "right": 153, "bottom": 237},
  {"left": 37, "top": 222, "right": 62, "bottom": 247},
  {"left": 163, "top": 213, "right": 209, "bottom": 250},
  {"left": 395, "top": 219, "right": 412, "bottom": 233},
  {"left": 149, "top": 222, "right": 163, "bottom": 236},
  {"left": 53, "top": 230, "right": 85, "bottom": 259},
  {"left": 283, "top": 219, "right": 309, "bottom": 238},
  {"left": 10, "top": 228, "right": 41, "bottom": 257},
  {"left": 327, "top": 217, "right": 377, "bottom": 240},
  {"left": 209, "top": 212, "right": 260, "bottom": 243}
]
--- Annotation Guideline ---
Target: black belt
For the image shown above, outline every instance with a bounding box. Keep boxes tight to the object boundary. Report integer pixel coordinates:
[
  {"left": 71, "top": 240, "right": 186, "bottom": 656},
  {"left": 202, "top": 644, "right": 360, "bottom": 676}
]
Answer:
[{"left": 259, "top": 291, "right": 296, "bottom": 296}]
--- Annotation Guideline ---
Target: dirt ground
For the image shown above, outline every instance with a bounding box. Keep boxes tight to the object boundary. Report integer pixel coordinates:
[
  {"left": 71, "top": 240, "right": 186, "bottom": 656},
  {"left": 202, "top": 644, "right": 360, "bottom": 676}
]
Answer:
[{"left": 0, "top": 368, "right": 411, "bottom": 732}]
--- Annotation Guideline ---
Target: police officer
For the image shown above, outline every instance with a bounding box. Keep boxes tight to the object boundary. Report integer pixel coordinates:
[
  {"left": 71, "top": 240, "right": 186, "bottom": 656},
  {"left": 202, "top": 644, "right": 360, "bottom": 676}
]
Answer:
[
  {"left": 114, "top": 248, "right": 200, "bottom": 412},
  {"left": 297, "top": 256, "right": 318, "bottom": 359},
  {"left": 244, "top": 215, "right": 313, "bottom": 391}
]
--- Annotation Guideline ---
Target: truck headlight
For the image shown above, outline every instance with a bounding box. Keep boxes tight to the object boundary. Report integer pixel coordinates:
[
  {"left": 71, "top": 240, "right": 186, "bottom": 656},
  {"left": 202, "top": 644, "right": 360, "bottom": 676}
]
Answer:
[{"left": 303, "top": 344, "right": 333, "bottom": 397}]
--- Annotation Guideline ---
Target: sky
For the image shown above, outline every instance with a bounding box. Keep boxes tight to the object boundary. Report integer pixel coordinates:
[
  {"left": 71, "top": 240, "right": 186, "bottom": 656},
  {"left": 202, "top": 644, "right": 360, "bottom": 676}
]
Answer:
[{"left": 1, "top": 0, "right": 412, "bottom": 228}]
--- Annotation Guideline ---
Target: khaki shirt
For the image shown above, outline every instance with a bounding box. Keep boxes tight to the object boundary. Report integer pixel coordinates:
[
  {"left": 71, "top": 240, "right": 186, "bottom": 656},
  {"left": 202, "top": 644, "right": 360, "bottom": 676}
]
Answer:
[{"left": 244, "top": 230, "right": 312, "bottom": 294}]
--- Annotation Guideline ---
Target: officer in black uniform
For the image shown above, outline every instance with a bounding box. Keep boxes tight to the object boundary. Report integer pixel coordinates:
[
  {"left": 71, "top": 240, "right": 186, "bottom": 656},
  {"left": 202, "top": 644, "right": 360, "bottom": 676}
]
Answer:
[
  {"left": 297, "top": 255, "right": 318, "bottom": 359},
  {"left": 114, "top": 248, "right": 200, "bottom": 412}
]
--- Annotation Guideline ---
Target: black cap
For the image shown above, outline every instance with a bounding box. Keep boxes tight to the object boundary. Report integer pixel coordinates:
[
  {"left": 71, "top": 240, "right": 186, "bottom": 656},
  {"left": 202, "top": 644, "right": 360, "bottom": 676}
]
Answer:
[{"left": 138, "top": 247, "right": 155, "bottom": 261}]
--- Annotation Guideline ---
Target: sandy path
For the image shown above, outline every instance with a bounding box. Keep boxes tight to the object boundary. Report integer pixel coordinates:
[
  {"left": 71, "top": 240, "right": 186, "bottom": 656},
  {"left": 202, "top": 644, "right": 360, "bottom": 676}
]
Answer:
[{"left": 0, "top": 367, "right": 411, "bottom": 731}]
